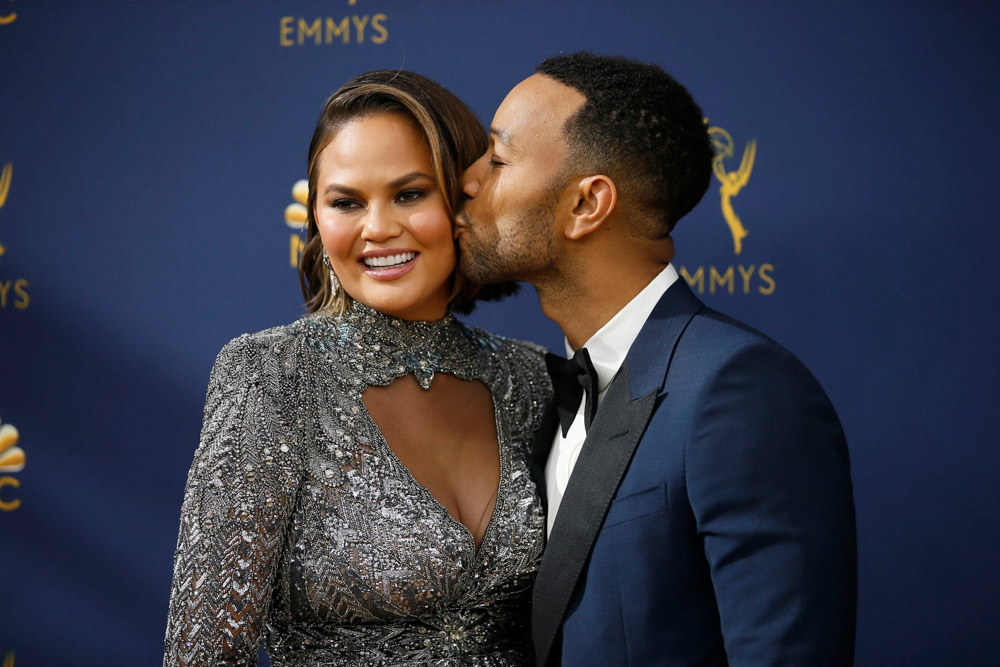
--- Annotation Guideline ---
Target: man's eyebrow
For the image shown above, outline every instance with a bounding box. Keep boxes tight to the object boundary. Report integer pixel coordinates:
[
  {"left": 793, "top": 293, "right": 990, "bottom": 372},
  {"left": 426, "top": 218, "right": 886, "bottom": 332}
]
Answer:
[{"left": 489, "top": 127, "right": 514, "bottom": 149}]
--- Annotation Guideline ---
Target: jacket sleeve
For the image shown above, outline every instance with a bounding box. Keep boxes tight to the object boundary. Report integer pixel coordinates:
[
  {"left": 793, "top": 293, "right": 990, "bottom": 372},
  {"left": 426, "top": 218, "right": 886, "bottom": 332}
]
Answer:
[
  {"left": 164, "top": 336, "right": 301, "bottom": 666},
  {"left": 686, "top": 340, "right": 857, "bottom": 666}
]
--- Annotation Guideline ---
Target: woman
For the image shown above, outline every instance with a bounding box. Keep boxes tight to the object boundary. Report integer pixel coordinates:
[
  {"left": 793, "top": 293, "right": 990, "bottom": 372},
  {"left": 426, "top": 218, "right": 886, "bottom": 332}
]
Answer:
[{"left": 164, "top": 71, "right": 551, "bottom": 665}]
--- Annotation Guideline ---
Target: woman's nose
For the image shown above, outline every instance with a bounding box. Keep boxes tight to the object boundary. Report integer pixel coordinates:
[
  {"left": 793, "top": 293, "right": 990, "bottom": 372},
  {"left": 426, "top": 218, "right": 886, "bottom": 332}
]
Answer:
[{"left": 361, "top": 204, "right": 401, "bottom": 241}]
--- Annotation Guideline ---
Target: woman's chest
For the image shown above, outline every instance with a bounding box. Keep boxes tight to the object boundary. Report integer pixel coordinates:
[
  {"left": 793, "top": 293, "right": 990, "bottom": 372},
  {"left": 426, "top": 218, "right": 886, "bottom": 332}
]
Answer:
[{"left": 276, "top": 389, "right": 545, "bottom": 624}]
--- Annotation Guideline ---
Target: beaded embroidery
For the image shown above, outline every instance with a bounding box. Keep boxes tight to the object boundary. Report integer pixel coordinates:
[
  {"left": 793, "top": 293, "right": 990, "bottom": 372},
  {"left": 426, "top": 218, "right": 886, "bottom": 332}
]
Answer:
[{"left": 164, "top": 302, "right": 551, "bottom": 666}]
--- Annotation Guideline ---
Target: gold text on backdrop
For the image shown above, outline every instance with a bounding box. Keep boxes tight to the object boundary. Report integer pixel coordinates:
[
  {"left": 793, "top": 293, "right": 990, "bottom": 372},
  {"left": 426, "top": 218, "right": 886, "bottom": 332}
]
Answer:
[
  {"left": 279, "top": 0, "right": 388, "bottom": 48},
  {"left": 0, "top": 160, "right": 31, "bottom": 309}
]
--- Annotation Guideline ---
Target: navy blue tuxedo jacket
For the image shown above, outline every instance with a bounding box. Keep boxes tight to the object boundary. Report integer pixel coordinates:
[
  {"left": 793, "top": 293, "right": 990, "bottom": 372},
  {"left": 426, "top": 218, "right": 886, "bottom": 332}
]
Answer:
[{"left": 529, "top": 279, "right": 856, "bottom": 666}]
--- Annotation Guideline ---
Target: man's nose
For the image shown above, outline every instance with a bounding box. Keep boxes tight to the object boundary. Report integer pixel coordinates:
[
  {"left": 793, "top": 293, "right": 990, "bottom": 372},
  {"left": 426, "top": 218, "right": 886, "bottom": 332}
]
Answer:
[{"left": 462, "top": 153, "right": 487, "bottom": 199}]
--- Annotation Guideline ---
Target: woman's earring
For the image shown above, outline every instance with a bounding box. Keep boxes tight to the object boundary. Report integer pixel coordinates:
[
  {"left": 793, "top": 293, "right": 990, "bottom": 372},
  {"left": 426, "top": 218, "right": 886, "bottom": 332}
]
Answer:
[{"left": 322, "top": 250, "right": 340, "bottom": 292}]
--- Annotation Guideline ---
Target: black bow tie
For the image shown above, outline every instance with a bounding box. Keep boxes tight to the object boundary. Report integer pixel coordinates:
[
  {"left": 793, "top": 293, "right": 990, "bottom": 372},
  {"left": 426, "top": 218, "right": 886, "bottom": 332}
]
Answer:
[{"left": 545, "top": 348, "right": 599, "bottom": 437}]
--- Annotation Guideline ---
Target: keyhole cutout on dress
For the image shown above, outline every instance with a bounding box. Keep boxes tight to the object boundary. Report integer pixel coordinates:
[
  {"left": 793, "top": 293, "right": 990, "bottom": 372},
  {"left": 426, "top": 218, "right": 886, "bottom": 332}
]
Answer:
[{"left": 363, "top": 373, "right": 500, "bottom": 549}]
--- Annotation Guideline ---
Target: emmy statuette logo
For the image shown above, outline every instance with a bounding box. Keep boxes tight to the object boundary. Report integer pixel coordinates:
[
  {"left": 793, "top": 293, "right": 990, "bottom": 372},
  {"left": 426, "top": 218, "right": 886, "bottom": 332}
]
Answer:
[
  {"left": 2, "top": 651, "right": 14, "bottom": 667},
  {"left": 284, "top": 180, "right": 308, "bottom": 268},
  {"left": 709, "top": 125, "right": 756, "bottom": 256},
  {"left": 0, "top": 417, "right": 24, "bottom": 512},
  {"left": 0, "top": 160, "right": 10, "bottom": 258},
  {"left": 678, "top": 123, "right": 775, "bottom": 296}
]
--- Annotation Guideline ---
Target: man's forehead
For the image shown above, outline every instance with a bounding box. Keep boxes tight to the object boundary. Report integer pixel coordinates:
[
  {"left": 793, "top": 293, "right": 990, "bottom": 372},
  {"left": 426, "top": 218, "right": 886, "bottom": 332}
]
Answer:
[{"left": 492, "top": 73, "right": 586, "bottom": 146}]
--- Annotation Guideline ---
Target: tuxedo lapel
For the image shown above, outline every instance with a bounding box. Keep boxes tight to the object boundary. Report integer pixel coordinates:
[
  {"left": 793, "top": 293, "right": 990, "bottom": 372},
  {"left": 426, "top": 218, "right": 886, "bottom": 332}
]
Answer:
[
  {"left": 531, "top": 364, "right": 657, "bottom": 666},
  {"left": 530, "top": 278, "right": 705, "bottom": 666}
]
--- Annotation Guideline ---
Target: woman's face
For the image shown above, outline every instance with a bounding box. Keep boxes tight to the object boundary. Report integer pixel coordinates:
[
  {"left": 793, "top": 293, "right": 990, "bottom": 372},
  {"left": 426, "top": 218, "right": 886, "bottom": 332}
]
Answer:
[{"left": 314, "top": 113, "right": 455, "bottom": 321}]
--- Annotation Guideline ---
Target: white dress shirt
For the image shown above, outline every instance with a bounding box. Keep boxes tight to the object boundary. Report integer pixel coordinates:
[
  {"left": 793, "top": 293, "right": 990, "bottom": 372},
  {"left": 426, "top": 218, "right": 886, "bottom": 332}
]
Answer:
[{"left": 544, "top": 264, "right": 679, "bottom": 536}]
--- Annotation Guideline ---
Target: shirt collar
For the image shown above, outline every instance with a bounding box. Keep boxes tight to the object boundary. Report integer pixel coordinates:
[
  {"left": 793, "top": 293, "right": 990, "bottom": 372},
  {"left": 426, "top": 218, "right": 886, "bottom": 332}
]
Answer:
[{"left": 564, "top": 264, "right": 679, "bottom": 393}]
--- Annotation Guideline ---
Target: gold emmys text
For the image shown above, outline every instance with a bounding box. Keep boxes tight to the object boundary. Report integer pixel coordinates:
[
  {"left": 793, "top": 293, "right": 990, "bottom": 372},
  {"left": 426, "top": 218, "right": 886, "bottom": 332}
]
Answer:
[
  {"left": 280, "top": 14, "right": 388, "bottom": 46},
  {"left": 679, "top": 264, "right": 776, "bottom": 296},
  {"left": 0, "top": 279, "right": 28, "bottom": 309}
]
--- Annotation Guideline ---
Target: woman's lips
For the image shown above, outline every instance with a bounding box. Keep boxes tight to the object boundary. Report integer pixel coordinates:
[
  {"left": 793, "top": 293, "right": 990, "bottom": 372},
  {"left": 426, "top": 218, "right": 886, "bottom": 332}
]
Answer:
[{"left": 359, "top": 252, "right": 419, "bottom": 281}]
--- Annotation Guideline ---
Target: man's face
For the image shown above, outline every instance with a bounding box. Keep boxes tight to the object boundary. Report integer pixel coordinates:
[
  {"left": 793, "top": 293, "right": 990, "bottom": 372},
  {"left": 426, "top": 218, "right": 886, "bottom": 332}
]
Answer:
[{"left": 456, "top": 74, "right": 586, "bottom": 285}]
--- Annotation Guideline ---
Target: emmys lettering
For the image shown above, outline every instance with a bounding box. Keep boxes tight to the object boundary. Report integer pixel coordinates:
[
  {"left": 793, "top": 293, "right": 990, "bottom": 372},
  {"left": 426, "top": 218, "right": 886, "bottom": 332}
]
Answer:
[
  {"left": 679, "top": 264, "right": 775, "bottom": 296},
  {"left": 0, "top": 161, "right": 30, "bottom": 310},
  {"left": 280, "top": 0, "right": 388, "bottom": 48},
  {"left": 0, "top": 417, "right": 24, "bottom": 512}
]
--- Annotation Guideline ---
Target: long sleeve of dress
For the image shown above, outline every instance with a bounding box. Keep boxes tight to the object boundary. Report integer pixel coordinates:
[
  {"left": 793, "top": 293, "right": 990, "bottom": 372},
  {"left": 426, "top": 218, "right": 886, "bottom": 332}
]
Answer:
[{"left": 164, "top": 335, "right": 301, "bottom": 666}]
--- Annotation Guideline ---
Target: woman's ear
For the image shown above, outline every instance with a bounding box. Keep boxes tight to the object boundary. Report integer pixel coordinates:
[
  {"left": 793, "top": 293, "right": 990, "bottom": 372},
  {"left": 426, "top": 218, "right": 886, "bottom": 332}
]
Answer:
[{"left": 564, "top": 175, "right": 617, "bottom": 240}]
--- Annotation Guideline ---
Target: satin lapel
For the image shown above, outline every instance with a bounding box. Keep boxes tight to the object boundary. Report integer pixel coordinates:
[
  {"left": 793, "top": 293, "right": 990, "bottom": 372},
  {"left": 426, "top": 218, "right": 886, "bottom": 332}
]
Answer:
[
  {"left": 531, "top": 364, "right": 658, "bottom": 667},
  {"left": 528, "top": 402, "right": 559, "bottom": 512}
]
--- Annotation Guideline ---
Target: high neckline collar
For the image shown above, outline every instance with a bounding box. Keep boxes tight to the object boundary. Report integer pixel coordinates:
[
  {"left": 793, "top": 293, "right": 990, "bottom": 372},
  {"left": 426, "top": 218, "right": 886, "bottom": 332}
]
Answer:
[
  {"left": 341, "top": 298, "right": 455, "bottom": 333},
  {"left": 306, "top": 299, "right": 482, "bottom": 390}
]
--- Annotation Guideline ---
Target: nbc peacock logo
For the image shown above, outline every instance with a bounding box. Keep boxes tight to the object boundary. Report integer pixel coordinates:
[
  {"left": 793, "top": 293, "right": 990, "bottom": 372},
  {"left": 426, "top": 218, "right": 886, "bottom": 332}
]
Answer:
[
  {"left": 284, "top": 179, "right": 309, "bottom": 268},
  {"left": 0, "top": 416, "right": 25, "bottom": 512},
  {"left": 0, "top": 0, "right": 16, "bottom": 27}
]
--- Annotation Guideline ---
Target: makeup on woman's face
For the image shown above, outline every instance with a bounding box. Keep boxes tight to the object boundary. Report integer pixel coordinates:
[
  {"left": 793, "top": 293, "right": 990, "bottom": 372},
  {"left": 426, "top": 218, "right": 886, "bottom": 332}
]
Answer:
[{"left": 314, "top": 113, "right": 456, "bottom": 321}]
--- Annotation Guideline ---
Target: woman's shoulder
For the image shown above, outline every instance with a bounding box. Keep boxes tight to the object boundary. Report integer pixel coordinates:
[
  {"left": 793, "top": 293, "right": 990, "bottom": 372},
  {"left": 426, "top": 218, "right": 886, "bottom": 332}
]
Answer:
[
  {"left": 216, "top": 321, "right": 298, "bottom": 356},
  {"left": 458, "top": 323, "right": 552, "bottom": 394},
  {"left": 209, "top": 319, "right": 318, "bottom": 381},
  {"left": 459, "top": 323, "right": 545, "bottom": 365}
]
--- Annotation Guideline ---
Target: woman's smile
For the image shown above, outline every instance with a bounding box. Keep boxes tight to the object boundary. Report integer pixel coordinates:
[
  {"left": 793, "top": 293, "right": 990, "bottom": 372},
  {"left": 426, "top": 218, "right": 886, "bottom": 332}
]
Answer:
[{"left": 359, "top": 249, "right": 420, "bottom": 280}]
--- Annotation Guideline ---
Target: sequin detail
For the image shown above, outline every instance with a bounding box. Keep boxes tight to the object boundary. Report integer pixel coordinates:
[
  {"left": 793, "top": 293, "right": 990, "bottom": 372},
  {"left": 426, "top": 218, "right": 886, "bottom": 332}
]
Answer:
[{"left": 164, "top": 302, "right": 551, "bottom": 666}]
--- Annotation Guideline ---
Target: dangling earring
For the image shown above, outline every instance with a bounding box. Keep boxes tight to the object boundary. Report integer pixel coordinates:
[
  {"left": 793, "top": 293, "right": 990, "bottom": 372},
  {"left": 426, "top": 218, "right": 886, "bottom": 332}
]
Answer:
[{"left": 322, "top": 249, "right": 340, "bottom": 292}]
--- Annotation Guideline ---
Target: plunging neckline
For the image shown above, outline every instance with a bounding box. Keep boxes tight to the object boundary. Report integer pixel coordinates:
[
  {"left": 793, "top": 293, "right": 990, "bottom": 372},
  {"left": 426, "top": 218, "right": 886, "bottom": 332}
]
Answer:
[{"left": 359, "top": 374, "right": 509, "bottom": 561}]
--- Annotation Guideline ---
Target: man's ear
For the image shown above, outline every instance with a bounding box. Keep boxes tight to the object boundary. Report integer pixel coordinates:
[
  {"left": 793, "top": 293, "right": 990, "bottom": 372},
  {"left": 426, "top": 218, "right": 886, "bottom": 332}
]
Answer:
[{"left": 564, "top": 175, "right": 617, "bottom": 240}]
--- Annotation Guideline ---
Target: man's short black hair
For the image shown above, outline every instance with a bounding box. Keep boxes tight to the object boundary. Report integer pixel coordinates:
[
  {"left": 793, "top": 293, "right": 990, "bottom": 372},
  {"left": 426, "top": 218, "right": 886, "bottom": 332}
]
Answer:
[{"left": 536, "top": 52, "right": 714, "bottom": 232}]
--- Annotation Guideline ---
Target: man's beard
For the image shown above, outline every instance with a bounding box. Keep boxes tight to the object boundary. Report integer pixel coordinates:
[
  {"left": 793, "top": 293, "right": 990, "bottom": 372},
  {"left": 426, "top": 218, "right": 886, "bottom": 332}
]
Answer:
[{"left": 457, "top": 202, "right": 556, "bottom": 286}]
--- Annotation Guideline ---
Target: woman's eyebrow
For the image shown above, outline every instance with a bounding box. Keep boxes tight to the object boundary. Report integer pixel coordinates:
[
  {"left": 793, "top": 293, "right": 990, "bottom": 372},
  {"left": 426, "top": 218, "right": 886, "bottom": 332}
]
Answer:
[{"left": 388, "top": 172, "right": 434, "bottom": 189}]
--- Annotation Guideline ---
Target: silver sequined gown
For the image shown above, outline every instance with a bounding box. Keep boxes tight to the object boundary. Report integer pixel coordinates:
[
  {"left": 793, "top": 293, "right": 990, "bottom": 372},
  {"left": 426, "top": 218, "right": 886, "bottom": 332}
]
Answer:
[{"left": 164, "top": 303, "right": 551, "bottom": 666}]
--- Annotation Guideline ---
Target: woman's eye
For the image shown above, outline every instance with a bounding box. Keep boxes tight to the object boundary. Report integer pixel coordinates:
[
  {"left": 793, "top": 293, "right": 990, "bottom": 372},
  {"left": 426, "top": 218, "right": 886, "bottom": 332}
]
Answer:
[
  {"left": 331, "top": 199, "right": 361, "bottom": 211},
  {"left": 396, "top": 189, "right": 425, "bottom": 204},
  {"left": 488, "top": 155, "right": 506, "bottom": 167}
]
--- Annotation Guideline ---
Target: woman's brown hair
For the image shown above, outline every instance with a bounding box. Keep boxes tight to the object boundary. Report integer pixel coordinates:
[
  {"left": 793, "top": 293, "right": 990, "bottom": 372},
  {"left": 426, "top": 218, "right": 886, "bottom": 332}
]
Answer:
[{"left": 298, "top": 70, "right": 518, "bottom": 315}]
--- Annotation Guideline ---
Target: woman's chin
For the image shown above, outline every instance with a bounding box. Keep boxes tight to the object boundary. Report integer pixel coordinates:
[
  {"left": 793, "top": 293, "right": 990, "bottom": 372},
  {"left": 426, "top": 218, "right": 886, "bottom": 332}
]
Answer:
[{"left": 348, "top": 288, "right": 450, "bottom": 322}]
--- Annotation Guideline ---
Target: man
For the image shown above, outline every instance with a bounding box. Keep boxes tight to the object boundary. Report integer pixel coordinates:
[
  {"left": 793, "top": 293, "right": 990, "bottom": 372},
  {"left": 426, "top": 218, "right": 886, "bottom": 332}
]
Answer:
[{"left": 457, "top": 52, "right": 856, "bottom": 666}]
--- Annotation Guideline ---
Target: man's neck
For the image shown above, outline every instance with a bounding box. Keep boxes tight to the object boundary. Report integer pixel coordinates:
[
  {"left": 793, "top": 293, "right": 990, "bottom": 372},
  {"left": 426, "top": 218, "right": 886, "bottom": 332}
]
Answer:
[{"left": 536, "top": 262, "right": 669, "bottom": 350}]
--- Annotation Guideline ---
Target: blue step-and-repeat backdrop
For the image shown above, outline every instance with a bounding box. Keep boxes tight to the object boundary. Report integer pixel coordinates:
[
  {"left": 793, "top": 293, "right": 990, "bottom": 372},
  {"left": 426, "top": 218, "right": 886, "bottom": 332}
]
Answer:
[{"left": 2, "top": 1, "right": 998, "bottom": 664}]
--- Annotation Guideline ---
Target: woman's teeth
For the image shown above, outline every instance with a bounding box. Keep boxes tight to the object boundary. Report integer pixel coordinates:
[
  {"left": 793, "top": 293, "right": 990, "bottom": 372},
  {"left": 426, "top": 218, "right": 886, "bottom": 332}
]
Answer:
[{"left": 363, "top": 252, "right": 416, "bottom": 269}]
